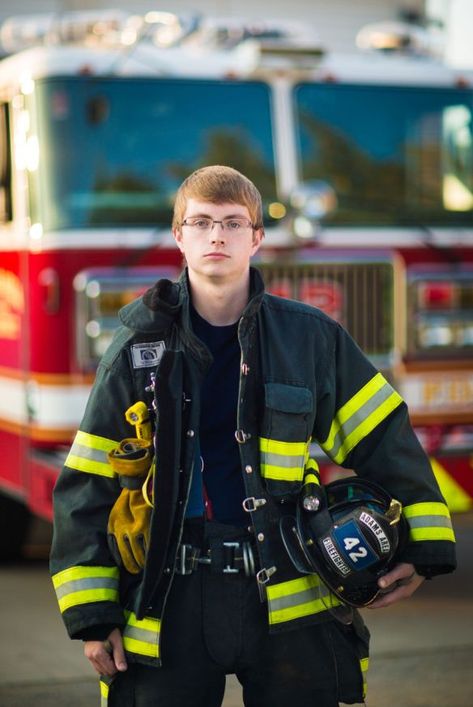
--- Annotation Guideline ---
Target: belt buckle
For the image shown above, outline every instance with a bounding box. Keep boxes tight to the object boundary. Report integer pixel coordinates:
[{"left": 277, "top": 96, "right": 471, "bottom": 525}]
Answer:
[{"left": 222, "top": 541, "right": 240, "bottom": 574}]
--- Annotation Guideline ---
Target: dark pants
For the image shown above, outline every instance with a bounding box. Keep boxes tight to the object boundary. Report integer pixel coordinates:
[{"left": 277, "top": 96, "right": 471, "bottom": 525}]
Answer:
[{"left": 108, "top": 523, "right": 368, "bottom": 706}]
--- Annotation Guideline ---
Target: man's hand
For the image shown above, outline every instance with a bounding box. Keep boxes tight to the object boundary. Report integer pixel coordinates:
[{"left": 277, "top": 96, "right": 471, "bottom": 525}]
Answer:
[
  {"left": 367, "top": 562, "right": 425, "bottom": 609},
  {"left": 84, "top": 628, "right": 128, "bottom": 676}
]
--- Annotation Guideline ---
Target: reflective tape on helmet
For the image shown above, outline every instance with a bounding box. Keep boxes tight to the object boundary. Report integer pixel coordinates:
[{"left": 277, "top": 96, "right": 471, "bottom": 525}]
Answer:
[
  {"left": 266, "top": 574, "right": 341, "bottom": 625},
  {"left": 123, "top": 610, "right": 160, "bottom": 660},
  {"left": 65, "top": 430, "right": 118, "bottom": 477},
  {"left": 259, "top": 437, "right": 310, "bottom": 481},
  {"left": 52, "top": 565, "right": 119, "bottom": 613},
  {"left": 321, "top": 373, "right": 403, "bottom": 464},
  {"left": 403, "top": 502, "right": 455, "bottom": 542}
]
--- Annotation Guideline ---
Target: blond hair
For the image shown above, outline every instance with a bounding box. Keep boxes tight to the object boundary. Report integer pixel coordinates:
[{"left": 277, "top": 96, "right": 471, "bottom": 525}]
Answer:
[{"left": 172, "top": 165, "right": 264, "bottom": 232}]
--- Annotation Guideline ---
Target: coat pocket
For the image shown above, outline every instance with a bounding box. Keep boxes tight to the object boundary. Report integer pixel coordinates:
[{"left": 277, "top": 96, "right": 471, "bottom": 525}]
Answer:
[{"left": 259, "top": 383, "right": 313, "bottom": 498}]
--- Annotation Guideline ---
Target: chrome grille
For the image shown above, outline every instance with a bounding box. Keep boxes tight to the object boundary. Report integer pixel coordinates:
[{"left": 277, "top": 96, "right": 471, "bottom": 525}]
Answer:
[{"left": 257, "top": 259, "right": 395, "bottom": 364}]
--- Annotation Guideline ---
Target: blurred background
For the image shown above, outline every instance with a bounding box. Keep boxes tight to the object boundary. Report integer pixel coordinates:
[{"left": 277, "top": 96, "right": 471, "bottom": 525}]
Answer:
[
  {"left": 0, "top": 1, "right": 472, "bottom": 705},
  {"left": 0, "top": 0, "right": 472, "bottom": 66}
]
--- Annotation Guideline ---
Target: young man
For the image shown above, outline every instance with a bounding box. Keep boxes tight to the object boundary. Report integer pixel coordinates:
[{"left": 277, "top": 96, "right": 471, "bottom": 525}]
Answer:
[{"left": 51, "top": 165, "right": 455, "bottom": 706}]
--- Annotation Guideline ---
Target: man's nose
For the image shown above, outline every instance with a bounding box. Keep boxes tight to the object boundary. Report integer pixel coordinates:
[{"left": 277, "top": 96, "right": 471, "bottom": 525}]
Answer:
[{"left": 210, "top": 222, "right": 226, "bottom": 242}]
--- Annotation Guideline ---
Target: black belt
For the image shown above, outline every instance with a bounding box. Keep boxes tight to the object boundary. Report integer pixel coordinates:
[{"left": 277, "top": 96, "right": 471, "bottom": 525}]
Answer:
[{"left": 175, "top": 539, "right": 256, "bottom": 577}]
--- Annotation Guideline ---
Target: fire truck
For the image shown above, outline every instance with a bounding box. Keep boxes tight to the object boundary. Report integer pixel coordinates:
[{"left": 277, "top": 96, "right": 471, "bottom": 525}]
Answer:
[{"left": 0, "top": 10, "right": 472, "bottom": 559}]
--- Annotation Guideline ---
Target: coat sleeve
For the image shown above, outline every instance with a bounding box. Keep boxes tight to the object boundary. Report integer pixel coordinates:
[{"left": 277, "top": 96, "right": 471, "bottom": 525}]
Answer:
[
  {"left": 312, "top": 322, "right": 456, "bottom": 576},
  {"left": 50, "top": 333, "right": 138, "bottom": 639}
]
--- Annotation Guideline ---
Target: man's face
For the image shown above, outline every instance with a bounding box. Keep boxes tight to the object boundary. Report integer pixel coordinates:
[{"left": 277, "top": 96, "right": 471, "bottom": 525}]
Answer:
[{"left": 173, "top": 199, "right": 263, "bottom": 283}]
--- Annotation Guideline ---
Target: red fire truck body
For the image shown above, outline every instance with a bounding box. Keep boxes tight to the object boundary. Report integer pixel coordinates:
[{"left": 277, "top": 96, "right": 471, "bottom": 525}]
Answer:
[{"left": 0, "top": 12, "right": 472, "bottom": 558}]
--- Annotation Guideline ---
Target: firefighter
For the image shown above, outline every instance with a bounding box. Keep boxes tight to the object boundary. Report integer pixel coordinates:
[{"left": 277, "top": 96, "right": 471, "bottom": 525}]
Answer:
[{"left": 50, "top": 165, "right": 456, "bottom": 706}]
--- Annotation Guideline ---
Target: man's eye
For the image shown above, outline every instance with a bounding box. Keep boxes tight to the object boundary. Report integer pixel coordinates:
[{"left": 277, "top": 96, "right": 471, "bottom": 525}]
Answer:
[
  {"left": 192, "top": 219, "right": 211, "bottom": 229},
  {"left": 225, "top": 220, "right": 242, "bottom": 230}
]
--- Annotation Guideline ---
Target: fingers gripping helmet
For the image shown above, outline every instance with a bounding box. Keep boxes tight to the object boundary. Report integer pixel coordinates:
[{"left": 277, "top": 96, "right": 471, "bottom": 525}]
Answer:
[{"left": 280, "top": 475, "right": 408, "bottom": 607}]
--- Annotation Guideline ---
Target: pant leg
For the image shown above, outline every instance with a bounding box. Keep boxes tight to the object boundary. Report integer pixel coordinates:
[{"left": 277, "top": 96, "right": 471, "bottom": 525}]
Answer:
[
  {"left": 108, "top": 662, "right": 225, "bottom": 707},
  {"left": 234, "top": 575, "right": 368, "bottom": 707},
  {"left": 109, "top": 570, "right": 226, "bottom": 707}
]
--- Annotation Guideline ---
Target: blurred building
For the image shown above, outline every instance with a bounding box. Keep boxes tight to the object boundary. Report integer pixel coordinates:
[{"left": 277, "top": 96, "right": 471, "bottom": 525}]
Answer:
[{"left": 0, "top": 0, "right": 426, "bottom": 54}]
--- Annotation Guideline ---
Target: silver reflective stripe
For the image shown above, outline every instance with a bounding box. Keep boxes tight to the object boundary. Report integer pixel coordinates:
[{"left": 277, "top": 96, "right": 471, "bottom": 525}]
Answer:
[
  {"left": 124, "top": 625, "right": 156, "bottom": 644},
  {"left": 325, "top": 382, "right": 395, "bottom": 461},
  {"left": 68, "top": 442, "right": 108, "bottom": 464},
  {"left": 260, "top": 451, "right": 307, "bottom": 468},
  {"left": 123, "top": 611, "right": 160, "bottom": 660},
  {"left": 268, "top": 582, "right": 333, "bottom": 613},
  {"left": 266, "top": 575, "right": 341, "bottom": 624},
  {"left": 55, "top": 576, "right": 118, "bottom": 600},
  {"left": 52, "top": 566, "right": 120, "bottom": 613},
  {"left": 408, "top": 515, "right": 453, "bottom": 530},
  {"left": 64, "top": 431, "right": 118, "bottom": 477}
]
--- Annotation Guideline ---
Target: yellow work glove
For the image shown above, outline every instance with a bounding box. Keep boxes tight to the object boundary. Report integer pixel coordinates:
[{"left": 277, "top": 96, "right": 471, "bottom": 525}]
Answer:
[{"left": 107, "top": 438, "right": 153, "bottom": 574}]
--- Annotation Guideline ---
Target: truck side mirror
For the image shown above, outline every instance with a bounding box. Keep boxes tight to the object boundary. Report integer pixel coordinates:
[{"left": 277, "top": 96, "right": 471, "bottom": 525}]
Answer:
[{"left": 289, "top": 180, "right": 337, "bottom": 239}]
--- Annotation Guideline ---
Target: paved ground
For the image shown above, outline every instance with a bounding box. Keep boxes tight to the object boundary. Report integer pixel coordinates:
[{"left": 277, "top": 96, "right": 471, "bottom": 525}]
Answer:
[{"left": 0, "top": 513, "right": 472, "bottom": 706}]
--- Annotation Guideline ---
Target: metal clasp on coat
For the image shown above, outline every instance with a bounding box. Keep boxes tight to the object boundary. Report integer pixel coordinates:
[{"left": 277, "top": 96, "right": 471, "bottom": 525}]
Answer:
[
  {"left": 242, "top": 497, "right": 267, "bottom": 512},
  {"left": 235, "top": 429, "right": 251, "bottom": 444},
  {"left": 256, "top": 566, "right": 277, "bottom": 585},
  {"left": 256, "top": 565, "right": 277, "bottom": 601}
]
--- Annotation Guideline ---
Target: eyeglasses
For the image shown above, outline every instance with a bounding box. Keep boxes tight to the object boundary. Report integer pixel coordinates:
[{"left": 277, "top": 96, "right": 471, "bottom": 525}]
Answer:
[{"left": 181, "top": 217, "right": 254, "bottom": 234}]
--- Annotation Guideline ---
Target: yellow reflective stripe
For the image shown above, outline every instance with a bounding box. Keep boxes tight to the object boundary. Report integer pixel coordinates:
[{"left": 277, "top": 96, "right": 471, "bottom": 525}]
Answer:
[
  {"left": 409, "top": 526, "right": 455, "bottom": 541},
  {"left": 305, "top": 458, "right": 320, "bottom": 472},
  {"left": 52, "top": 565, "right": 119, "bottom": 588},
  {"left": 304, "top": 473, "right": 319, "bottom": 485},
  {"left": 100, "top": 680, "right": 109, "bottom": 706},
  {"left": 321, "top": 373, "right": 403, "bottom": 464},
  {"left": 259, "top": 437, "right": 309, "bottom": 456},
  {"left": 322, "top": 373, "right": 386, "bottom": 450},
  {"left": 123, "top": 611, "right": 160, "bottom": 660},
  {"left": 360, "top": 657, "right": 369, "bottom": 698},
  {"left": 52, "top": 565, "right": 119, "bottom": 613},
  {"left": 123, "top": 636, "right": 158, "bottom": 658},
  {"left": 125, "top": 612, "right": 160, "bottom": 632},
  {"left": 403, "top": 502, "right": 455, "bottom": 542},
  {"left": 266, "top": 575, "right": 340, "bottom": 625},
  {"left": 65, "top": 430, "right": 118, "bottom": 478},
  {"left": 260, "top": 464, "right": 306, "bottom": 481},
  {"left": 259, "top": 437, "right": 310, "bottom": 481},
  {"left": 57, "top": 588, "right": 119, "bottom": 613},
  {"left": 303, "top": 459, "right": 321, "bottom": 485},
  {"left": 404, "top": 501, "right": 452, "bottom": 517}
]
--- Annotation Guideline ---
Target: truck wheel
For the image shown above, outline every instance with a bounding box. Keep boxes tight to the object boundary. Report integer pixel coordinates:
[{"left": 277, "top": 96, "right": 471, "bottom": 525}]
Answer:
[{"left": 0, "top": 494, "right": 32, "bottom": 561}]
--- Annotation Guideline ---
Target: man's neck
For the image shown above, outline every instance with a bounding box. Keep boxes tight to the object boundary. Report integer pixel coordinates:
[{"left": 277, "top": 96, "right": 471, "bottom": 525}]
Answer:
[{"left": 188, "top": 271, "right": 250, "bottom": 326}]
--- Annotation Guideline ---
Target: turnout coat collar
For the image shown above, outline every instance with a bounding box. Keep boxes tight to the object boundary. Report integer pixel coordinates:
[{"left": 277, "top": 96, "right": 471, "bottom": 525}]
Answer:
[{"left": 118, "top": 266, "right": 265, "bottom": 336}]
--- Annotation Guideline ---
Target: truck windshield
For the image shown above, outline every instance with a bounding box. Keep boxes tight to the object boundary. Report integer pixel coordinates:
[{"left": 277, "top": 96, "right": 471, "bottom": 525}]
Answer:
[
  {"left": 28, "top": 77, "right": 276, "bottom": 230},
  {"left": 294, "top": 82, "right": 473, "bottom": 226}
]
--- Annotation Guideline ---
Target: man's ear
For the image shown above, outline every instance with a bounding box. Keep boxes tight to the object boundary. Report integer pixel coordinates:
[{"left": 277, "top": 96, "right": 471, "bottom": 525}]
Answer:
[
  {"left": 251, "top": 228, "right": 264, "bottom": 255},
  {"left": 173, "top": 228, "right": 184, "bottom": 253}
]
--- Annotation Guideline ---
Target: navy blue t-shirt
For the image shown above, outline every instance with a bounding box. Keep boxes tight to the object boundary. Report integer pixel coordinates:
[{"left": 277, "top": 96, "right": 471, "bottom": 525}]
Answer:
[{"left": 188, "top": 305, "right": 247, "bottom": 526}]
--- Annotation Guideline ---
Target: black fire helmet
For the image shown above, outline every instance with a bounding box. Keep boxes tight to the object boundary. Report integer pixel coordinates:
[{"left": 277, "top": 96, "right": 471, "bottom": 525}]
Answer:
[{"left": 280, "top": 475, "right": 409, "bottom": 607}]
